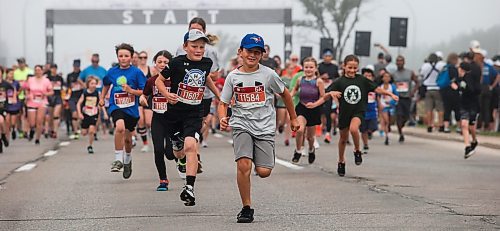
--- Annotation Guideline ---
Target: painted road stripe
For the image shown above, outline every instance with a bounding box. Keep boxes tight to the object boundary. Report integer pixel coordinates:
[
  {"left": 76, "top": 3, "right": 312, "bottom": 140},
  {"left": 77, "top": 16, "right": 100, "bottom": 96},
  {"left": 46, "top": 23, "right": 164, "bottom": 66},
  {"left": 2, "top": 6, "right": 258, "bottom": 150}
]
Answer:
[
  {"left": 43, "top": 150, "right": 58, "bottom": 157},
  {"left": 275, "top": 158, "right": 304, "bottom": 170},
  {"left": 213, "top": 133, "right": 223, "bottom": 138},
  {"left": 15, "top": 163, "right": 37, "bottom": 172},
  {"left": 59, "top": 141, "right": 71, "bottom": 147},
  {"left": 227, "top": 139, "right": 234, "bottom": 145}
]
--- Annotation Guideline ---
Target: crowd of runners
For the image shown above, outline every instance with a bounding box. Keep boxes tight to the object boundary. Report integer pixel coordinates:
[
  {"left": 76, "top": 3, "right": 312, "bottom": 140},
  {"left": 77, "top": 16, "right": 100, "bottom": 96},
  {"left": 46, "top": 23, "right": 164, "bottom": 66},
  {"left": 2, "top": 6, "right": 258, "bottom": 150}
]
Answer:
[{"left": 1, "top": 16, "right": 499, "bottom": 223}]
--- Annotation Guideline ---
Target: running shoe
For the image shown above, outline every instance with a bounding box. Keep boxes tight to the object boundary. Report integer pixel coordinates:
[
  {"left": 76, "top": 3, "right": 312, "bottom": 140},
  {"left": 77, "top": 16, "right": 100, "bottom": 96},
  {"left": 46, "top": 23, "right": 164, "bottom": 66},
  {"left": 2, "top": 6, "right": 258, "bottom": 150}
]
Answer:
[
  {"left": 278, "top": 125, "right": 284, "bottom": 134},
  {"left": 456, "top": 127, "right": 462, "bottom": 134},
  {"left": 308, "top": 148, "right": 316, "bottom": 164},
  {"left": 87, "top": 146, "right": 94, "bottom": 154},
  {"left": 464, "top": 146, "right": 475, "bottom": 159},
  {"left": 237, "top": 206, "right": 255, "bottom": 223},
  {"left": 94, "top": 134, "right": 98, "bottom": 141},
  {"left": 337, "top": 162, "right": 346, "bottom": 177},
  {"left": 333, "top": 128, "right": 337, "bottom": 136},
  {"left": 140, "top": 145, "right": 149, "bottom": 153},
  {"left": 132, "top": 136, "right": 137, "bottom": 147},
  {"left": 180, "top": 185, "right": 195, "bottom": 206},
  {"left": 177, "top": 157, "right": 186, "bottom": 179},
  {"left": 438, "top": 126, "right": 445, "bottom": 133},
  {"left": 111, "top": 160, "right": 123, "bottom": 172},
  {"left": 324, "top": 133, "right": 331, "bottom": 144},
  {"left": 314, "top": 139, "right": 320, "bottom": 149},
  {"left": 197, "top": 154, "right": 204, "bottom": 174},
  {"left": 291, "top": 150, "right": 301, "bottom": 163},
  {"left": 1, "top": 134, "right": 9, "bottom": 147},
  {"left": 399, "top": 135, "right": 405, "bottom": 143},
  {"left": 123, "top": 160, "right": 132, "bottom": 179},
  {"left": 470, "top": 140, "right": 478, "bottom": 151},
  {"left": 157, "top": 180, "right": 169, "bottom": 191},
  {"left": 11, "top": 130, "right": 16, "bottom": 140},
  {"left": 427, "top": 127, "right": 432, "bottom": 133},
  {"left": 201, "top": 141, "right": 208, "bottom": 148},
  {"left": 35, "top": 139, "right": 40, "bottom": 145},
  {"left": 443, "top": 127, "right": 451, "bottom": 133},
  {"left": 354, "top": 150, "right": 363, "bottom": 165},
  {"left": 44, "top": 132, "right": 49, "bottom": 139},
  {"left": 0, "top": 139, "right": 3, "bottom": 154},
  {"left": 384, "top": 137, "right": 389, "bottom": 145},
  {"left": 171, "top": 132, "right": 184, "bottom": 151},
  {"left": 29, "top": 130, "right": 35, "bottom": 141},
  {"left": 363, "top": 145, "right": 369, "bottom": 154}
]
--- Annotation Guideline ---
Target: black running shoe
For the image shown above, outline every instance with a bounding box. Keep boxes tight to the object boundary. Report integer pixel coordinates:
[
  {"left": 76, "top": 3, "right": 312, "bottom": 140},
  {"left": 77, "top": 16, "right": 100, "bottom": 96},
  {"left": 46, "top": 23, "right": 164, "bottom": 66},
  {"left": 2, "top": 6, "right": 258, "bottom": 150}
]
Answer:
[
  {"left": 29, "top": 130, "right": 35, "bottom": 141},
  {"left": 427, "top": 127, "right": 432, "bottom": 133},
  {"left": 35, "top": 139, "right": 40, "bottom": 145},
  {"left": 354, "top": 150, "right": 363, "bottom": 165},
  {"left": 1, "top": 134, "right": 9, "bottom": 147},
  {"left": 180, "top": 185, "right": 195, "bottom": 206},
  {"left": 464, "top": 146, "right": 475, "bottom": 159},
  {"left": 123, "top": 161, "right": 132, "bottom": 179},
  {"left": 177, "top": 157, "right": 187, "bottom": 179},
  {"left": 237, "top": 206, "right": 254, "bottom": 223},
  {"left": 363, "top": 145, "right": 369, "bottom": 154},
  {"left": 11, "top": 130, "right": 16, "bottom": 140},
  {"left": 470, "top": 140, "right": 478, "bottom": 151},
  {"left": 399, "top": 135, "right": 405, "bottom": 143},
  {"left": 384, "top": 137, "right": 389, "bottom": 146},
  {"left": 291, "top": 151, "right": 301, "bottom": 163},
  {"left": 308, "top": 149, "right": 316, "bottom": 164},
  {"left": 337, "top": 162, "right": 346, "bottom": 177},
  {"left": 438, "top": 126, "right": 445, "bottom": 133},
  {"left": 87, "top": 146, "right": 94, "bottom": 154}
]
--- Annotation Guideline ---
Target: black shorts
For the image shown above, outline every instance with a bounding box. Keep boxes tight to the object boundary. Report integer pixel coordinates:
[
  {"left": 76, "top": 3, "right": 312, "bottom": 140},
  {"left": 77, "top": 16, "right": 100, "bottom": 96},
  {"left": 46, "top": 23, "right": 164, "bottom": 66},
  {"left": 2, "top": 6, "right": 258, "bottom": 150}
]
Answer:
[
  {"left": 69, "top": 98, "right": 79, "bottom": 112},
  {"left": 296, "top": 103, "right": 321, "bottom": 127},
  {"left": 81, "top": 115, "right": 98, "bottom": 129},
  {"left": 396, "top": 97, "right": 411, "bottom": 124},
  {"left": 48, "top": 96, "right": 63, "bottom": 107},
  {"left": 460, "top": 106, "right": 478, "bottom": 125},
  {"left": 111, "top": 110, "right": 139, "bottom": 132},
  {"left": 165, "top": 113, "right": 203, "bottom": 141},
  {"left": 202, "top": 98, "right": 213, "bottom": 118},
  {"left": 338, "top": 111, "right": 364, "bottom": 130},
  {"left": 6, "top": 110, "right": 20, "bottom": 115},
  {"left": 322, "top": 100, "right": 334, "bottom": 115}
]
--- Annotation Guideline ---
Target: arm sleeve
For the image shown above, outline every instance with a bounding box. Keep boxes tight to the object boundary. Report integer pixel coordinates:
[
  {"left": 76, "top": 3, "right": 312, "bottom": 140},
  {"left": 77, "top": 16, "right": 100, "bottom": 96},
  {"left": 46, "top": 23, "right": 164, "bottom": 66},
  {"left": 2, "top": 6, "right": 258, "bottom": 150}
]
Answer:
[
  {"left": 366, "top": 77, "right": 378, "bottom": 92},
  {"left": 103, "top": 71, "right": 111, "bottom": 86},
  {"left": 220, "top": 74, "right": 233, "bottom": 104},
  {"left": 268, "top": 72, "right": 286, "bottom": 94},
  {"left": 143, "top": 78, "right": 154, "bottom": 96}
]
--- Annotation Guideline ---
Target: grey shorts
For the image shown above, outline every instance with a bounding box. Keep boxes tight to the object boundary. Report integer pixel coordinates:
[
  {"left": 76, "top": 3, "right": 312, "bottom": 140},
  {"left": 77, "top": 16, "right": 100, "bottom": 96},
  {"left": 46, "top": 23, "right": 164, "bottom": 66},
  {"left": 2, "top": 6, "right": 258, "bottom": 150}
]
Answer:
[
  {"left": 424, "top": 90, "right": 444, "bottom": 112},
  {"left": 232, "top": 129, "right": 275, "bottom": 169}
]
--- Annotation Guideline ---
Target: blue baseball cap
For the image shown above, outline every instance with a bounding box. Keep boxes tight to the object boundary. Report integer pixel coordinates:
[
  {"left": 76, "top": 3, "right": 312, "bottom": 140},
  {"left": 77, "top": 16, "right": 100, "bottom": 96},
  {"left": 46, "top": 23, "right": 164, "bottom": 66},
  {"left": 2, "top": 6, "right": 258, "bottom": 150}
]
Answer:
[
  {"left": 184, "top": 29, "right": 209, "bottom": 43},
  {"left": 240, "top": 33, "right": 266, "bottom": 52}
]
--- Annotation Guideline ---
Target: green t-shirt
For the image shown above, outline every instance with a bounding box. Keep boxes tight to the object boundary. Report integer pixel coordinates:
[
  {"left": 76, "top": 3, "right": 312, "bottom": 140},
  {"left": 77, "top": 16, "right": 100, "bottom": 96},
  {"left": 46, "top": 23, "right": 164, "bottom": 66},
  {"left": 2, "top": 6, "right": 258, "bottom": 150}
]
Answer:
[
  {"left": 289, "top": 71, "right": 304, "bottom": 106},
  {"left": 276, "top": 76, "right": 293, "bottom": 108},
  {"left": 327, "top": 74, "right": 378, "bottom": 118},
  {"left": 13, "top": 68, "right": 33, "bottom": 100}
]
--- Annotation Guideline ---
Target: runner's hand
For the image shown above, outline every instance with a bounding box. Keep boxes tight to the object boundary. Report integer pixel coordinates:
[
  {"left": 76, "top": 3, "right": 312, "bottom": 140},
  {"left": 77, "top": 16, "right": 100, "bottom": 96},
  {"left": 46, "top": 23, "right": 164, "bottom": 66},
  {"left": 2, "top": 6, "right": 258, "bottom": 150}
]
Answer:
[
  {"left": 121, "top": 84, "right": 131, "bottom": 93},
  {"left": 139, "top": 95, "right": 148, "bottom": 107},
  {"left": 78, "top": 113, "right": 84, "bottom": 120},
  {"left": 330, "top": 91, "right": 341, "bottom": 99},
  {"left": 305, "top": 102, "right": 316, "bottom": 109},
  {"left": 99, "top": 99, "right": 105, "bottom": 107},
  {"left": 450, "top": 82, "right": 458, "bottom": 90},
  {"left": 220, "top": 117, "right": 229, "bottom": 131},
  {"left": 391, "top": 94, "right": 399, "bottom": 101},
  {"left": 290, "top": 118, "right": 300, "bottom": 132},
  {"left": 166, "top": 92, "right": 178, "bottom": 104}
]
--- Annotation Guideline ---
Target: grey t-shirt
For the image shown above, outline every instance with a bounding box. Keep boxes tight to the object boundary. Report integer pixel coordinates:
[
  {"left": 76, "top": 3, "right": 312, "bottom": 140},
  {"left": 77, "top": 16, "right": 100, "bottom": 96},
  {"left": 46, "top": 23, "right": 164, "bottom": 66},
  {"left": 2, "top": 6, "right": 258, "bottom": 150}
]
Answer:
[
  {"left": 176, "top": 44, "right": 220, "bottom": 99},
  {"left": 393, "top": 68, "right": 413, "bottom": 98},
  {"left": 220, "top": 64, "right": 285, "bottom": 137}
]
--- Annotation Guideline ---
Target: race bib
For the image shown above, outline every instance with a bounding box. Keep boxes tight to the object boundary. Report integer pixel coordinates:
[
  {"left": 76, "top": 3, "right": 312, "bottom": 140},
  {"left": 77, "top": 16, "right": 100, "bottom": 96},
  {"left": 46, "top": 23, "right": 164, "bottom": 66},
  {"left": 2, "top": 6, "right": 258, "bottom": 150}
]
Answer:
[
  {"left": 52, "top": 81, "right": 62, "bottom": 91},
  {"left": 396, "top": 82, "right": 409, "bottom": 93},
  {"left": 7, "top": 90, "right": 17, "bottom": 104},
  {"left": 177, "top": 83, "right": 205, "bottom": 105},
  {"left": 33, "top": 94, "right": 44, "bottom": 103},
  {"left": 152, "top": 96, "right": 168, "bottom": 113},
  {"left": 71, "top": 83, "right": 81, "bottom": 91},
  {"left": 83, "top": 106, "right": 98, "bottom": 116},
  {"left": 114, "top": 92, "right": 135, "bottom": 108},
  {"left": 234, "top": 85, "right": 266, "bottom": 109},
  {"left": 368, "top": 92, "right": 376, "bottom": 103}
]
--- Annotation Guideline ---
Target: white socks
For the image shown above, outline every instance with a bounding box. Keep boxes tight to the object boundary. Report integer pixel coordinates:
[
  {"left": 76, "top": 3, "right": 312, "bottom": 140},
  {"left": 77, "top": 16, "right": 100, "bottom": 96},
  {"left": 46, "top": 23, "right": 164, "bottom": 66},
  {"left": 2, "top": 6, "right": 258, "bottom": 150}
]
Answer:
[
  {"left": 123, "top": 153, "right": 132, "bottom": 164},
  {"left": 115, "top": 150, "right": 123, "bottom": 161}
]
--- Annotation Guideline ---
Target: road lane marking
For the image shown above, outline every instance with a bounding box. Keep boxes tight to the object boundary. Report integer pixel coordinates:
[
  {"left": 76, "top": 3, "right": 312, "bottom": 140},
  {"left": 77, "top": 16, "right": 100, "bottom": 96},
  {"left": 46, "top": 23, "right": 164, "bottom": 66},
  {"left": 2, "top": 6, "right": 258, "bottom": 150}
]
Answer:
[
  {"left": 59, "top": 141, "right": 71, "bottom": 147},
  {"left": 227, "top": 139, "right": 233, "bottom": 144},
  {"left": 275, "top": 158, "right": 304, "bottom": 170},
  {"left": 43, "top": 150, "right": 58, "bottom": 157},
  {"left": 213, "top": 133, "right": 223, "bottom": 138},
  {"left": 15, "top": 163, "right": 37, "bottom": 172}
]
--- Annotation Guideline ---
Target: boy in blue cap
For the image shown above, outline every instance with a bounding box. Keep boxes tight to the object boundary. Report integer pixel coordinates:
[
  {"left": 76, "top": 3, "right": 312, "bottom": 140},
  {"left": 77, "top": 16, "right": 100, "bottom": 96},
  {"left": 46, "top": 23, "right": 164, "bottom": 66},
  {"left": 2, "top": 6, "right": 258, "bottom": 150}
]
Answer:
[{"left": 218, "top": 33, "right": 299, "bottom": 223}]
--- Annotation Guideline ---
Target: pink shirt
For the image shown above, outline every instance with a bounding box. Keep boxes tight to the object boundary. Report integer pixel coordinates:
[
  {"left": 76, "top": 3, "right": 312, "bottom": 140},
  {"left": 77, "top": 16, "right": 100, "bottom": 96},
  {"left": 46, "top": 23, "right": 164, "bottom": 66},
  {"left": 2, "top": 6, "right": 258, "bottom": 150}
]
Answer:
[{"left": 24, "top": 76, "right": 52, "bottom": 108}]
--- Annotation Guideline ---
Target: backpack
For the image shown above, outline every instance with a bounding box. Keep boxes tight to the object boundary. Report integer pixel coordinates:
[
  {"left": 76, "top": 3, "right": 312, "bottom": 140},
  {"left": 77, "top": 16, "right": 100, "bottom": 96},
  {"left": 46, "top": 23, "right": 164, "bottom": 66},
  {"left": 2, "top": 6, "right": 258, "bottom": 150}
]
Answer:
[{"left": 436, "top": 64, "right": 450, "bottom": 88}]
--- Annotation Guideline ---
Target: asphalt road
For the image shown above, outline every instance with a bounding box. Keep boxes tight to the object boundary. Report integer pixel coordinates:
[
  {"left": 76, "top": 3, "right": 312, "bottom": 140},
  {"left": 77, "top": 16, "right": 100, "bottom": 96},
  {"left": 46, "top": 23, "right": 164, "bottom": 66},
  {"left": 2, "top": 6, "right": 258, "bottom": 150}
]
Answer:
[{"left": 0, "top": 131, "right": 499, "bottom": 230}]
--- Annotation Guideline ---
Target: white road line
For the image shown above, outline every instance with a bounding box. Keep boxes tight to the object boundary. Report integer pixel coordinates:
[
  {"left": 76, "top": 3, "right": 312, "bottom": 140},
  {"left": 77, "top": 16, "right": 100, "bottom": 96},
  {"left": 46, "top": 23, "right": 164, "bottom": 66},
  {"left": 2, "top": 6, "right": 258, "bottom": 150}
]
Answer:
[
  {"left": 43, "top": 150, "right": 58, "bottom": 157},
  {"left": 15, "top": 163, "right": 37, "bottom": 172},
  {"left": 213, "top": 133, "right": 223, "bottom": 138},
  {"left": 59, "top": 141, "right": 71, "bottom": 147},
  {"left": 275, "top": 158, "right": 304, "bottom": 170},
  {"left": 227, "top": 139, "right": 234, "bottom": 144}
]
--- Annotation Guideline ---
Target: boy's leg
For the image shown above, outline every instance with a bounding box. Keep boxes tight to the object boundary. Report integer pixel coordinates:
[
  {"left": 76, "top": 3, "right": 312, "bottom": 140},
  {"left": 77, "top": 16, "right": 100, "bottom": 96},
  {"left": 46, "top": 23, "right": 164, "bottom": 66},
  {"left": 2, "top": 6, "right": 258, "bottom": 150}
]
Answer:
[
  {"left": 338, "top": 128, "right": 349, "bottom": 163},
  {"left": 237, "top": 158, "right": 253, "bottom": 206}
]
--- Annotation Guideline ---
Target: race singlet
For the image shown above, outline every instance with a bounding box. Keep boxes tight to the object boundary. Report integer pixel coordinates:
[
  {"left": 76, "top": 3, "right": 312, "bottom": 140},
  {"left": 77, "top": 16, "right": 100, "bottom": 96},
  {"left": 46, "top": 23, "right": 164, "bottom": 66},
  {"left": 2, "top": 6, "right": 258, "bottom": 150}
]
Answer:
[
  {"left": 234, "top": 85, "right": 266, "bottom": 109},
  {"left": 114, "top": 92, "right": 135, "bottom": 108},
  {"left": 177, "top": 83, "right": 205, "bottom": 105},
  {"left": 83, "top": 96, "right": 98, "bottom": 116},
  {"left": 396, "top": 82, "right": 409, "bottom": 93},
  {"left": 368, "top": 92, "right": 376, "bottom": 104},
  {"left": 152, "top": 87, "right": 169, "bottom": 114}
]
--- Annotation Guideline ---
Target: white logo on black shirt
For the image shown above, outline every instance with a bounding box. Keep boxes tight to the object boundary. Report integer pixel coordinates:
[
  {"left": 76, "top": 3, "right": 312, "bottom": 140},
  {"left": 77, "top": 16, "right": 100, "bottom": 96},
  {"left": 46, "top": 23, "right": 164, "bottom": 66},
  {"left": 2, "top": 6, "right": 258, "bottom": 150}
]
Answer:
[
  {"left": 344, "top": 85, "right": 361, "bottom": 104},
  {"left": 183, "top": 69, "right": 206, "bottom": 87}
]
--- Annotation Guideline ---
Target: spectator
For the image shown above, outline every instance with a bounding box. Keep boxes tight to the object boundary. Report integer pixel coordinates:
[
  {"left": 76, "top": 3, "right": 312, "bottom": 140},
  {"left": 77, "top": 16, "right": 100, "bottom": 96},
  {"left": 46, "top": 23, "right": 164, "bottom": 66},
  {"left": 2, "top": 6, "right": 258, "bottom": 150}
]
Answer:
[
  {"left": 419, "top": 53, "right": 446, "bottom": 132},
  {"left": 80, "top": 53, "right": 107, "bottom": 91},
  {"left": 259, "top": 45, "right": 278, "bottom": 70},
  {"left": 472, "top": 48, "right": 499, "bottom": 131},
  {"left": 392, "top": 55, "right": 418, "bottom": 141},
  {"left": 440, "top": 53, "right": 461, "bottom": 133},
  {"left": 273, "top": 55, "right": 283, "bottom": 75},
  {"left": 282, "top": 54, "right": 302, "bottom": 77}
]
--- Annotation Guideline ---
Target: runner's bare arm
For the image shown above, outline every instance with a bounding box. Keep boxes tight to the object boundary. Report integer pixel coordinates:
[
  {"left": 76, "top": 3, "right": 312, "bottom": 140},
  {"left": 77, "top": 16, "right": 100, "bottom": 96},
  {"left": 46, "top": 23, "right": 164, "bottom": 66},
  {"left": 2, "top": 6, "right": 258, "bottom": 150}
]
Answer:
[
  {"left": 375, "top": 87, "right": 399, "bottom": 101},
  {"left": 206, "top": 77, "right": 221, "bottom": 100},
  {"left": 217, "top": 101, "right": 229, "bottom": 131},
  {"left": 139, "top": 95, "right": 148, "bottom": 107},
  {"left": 289, "top": 76, "right": 301, "bottom": 97},
  {"left": 76, "top": 94, "right": 84, "bottom": 119},
  {"left": 99, "top": 85, "right": 110, "bottom": 107},
  {"left": 279, "top": 88, "right": 300, "bottom": 132},
  {"left": 155, "top": 75, "right": 178, "bottom": 104}
]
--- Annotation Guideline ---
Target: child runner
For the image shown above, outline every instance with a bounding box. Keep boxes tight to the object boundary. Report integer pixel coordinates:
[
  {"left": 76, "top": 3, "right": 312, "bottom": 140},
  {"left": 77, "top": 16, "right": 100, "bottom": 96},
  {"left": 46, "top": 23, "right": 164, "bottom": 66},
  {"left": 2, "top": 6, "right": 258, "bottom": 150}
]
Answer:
[
  {"left": 290, "top": 57, "right": 325, "bottom": 164},
  {"left": 99, "top": 43, "right": 146, "bottom": 179},
  {"left": 218, "top": 33, "right": 299, "bottom": 223},
  {"left": 378, "top": 71, "right": 399, "bottom": 145},
  {"left": 155, "top": 29, "right": 220, "bottom": 206},
  {"left": 136, "top": 51, "right": 152, "bottom": 152},
  {"left": 139, "top": 50, "right": 177, "bottom": 191},
  {"left": 276, "top": 62, "right": 295, "bottom": 146},
  {"left": 78, "top": 76, "right": 107, "bottom": 154},
  {"left": 313, "top": 55, "right": 398, "bottom": 176},
  {"left": 360, "top": 66, "right": 378, "bottom": 153},
  {"left": 5, "top": 68, "right": 22, "bottom": 141},
  {"left": 0, "top": 68, "right": 14, "bottom": 152}
]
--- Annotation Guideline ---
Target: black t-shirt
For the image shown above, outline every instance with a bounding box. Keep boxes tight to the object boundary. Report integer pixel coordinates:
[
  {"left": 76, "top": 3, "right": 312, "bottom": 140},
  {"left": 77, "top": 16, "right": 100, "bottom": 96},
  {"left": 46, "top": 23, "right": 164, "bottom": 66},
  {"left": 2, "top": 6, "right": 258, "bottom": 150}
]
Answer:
[
  {"left": 327, "top": 74, "right": 378, "bottom": 118},
  {"left": 318, "top": 62, "right": 339, "bottom": 80},
  {"left": 67, "top": 71, "right": 82, "bottom": 99},
  {"left": 81, "top": 89, "right": 100, "bottom": 116},
  {"left": 160, "top": 55, "right": 213, "bottom": 117},
  {"left": 48, "top": 74, "right": 64, "bottom": 96},
  {"left": 0, "top": 81, "right": 14, "bottom": 111},
  {"left": 260, "top": 58, "right": 278, "bottom": 70}
]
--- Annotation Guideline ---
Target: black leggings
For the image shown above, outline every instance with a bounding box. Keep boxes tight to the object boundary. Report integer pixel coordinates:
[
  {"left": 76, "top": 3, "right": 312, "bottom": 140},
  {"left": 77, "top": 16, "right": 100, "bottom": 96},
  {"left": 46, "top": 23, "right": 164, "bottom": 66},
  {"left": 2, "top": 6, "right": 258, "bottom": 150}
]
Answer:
[{"left": 151, "top": 113, "right": 176, "bottom": 180}]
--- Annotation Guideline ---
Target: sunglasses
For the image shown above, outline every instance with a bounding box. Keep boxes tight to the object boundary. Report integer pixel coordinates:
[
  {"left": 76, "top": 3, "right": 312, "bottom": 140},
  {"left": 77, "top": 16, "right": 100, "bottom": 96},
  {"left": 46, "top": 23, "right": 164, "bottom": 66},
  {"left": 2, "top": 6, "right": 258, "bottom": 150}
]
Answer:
[
  {"left": 291, "top": 58, "right": 299, "bottom": 61},
  {"left": 139, "top": 56, "right": 148, "bottom": 59}
]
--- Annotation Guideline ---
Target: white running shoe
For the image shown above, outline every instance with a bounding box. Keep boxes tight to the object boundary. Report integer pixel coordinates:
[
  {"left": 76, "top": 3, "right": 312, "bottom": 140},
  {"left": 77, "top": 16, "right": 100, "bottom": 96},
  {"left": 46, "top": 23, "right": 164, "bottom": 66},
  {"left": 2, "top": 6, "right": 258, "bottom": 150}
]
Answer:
[
  {"left": 202, "top": 141, "right": 208, "bottom": 148},
  {"left": 314, "top": 138, "right": 320, "bottom": 149},
  {"left": 140, "top": 145, "right": 149, "bottom": 153}
]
